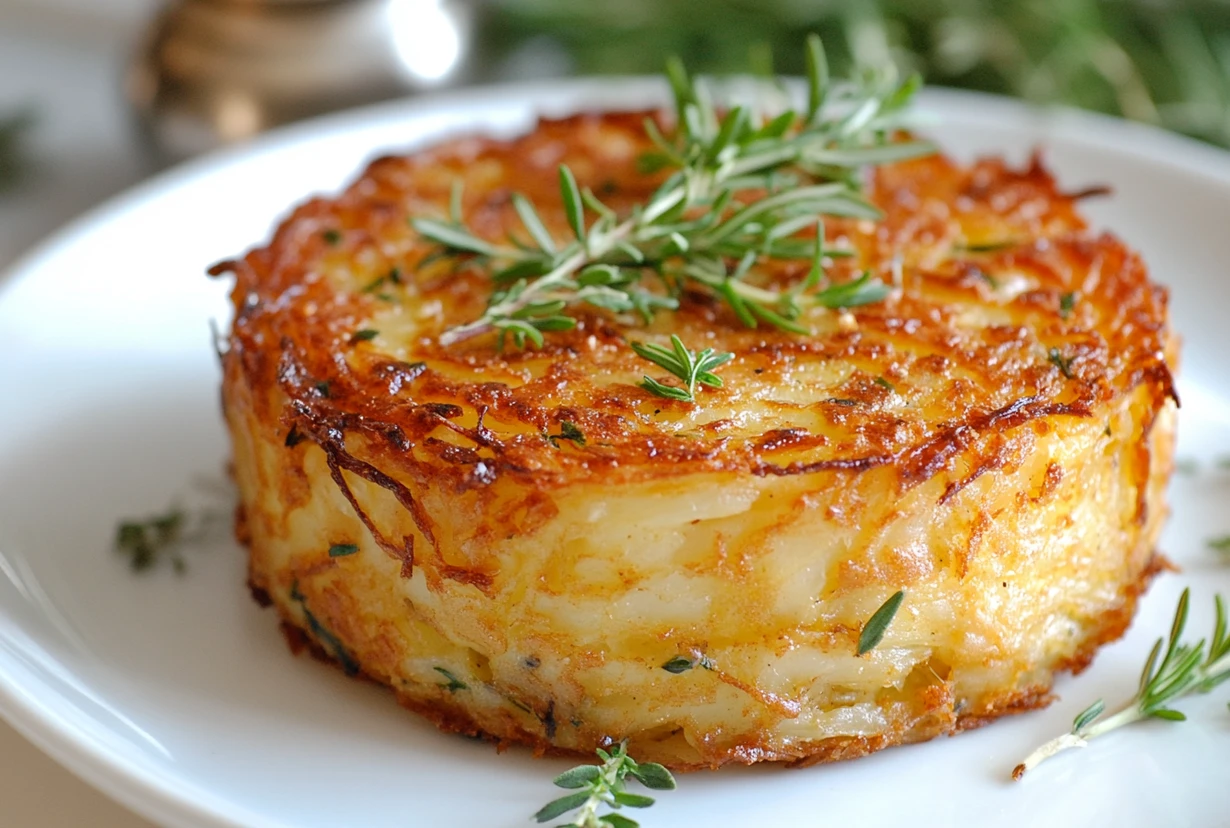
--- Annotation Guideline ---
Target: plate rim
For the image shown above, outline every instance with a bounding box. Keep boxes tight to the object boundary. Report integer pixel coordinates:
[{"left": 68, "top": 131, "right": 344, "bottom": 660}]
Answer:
[{"left": 2, "top": 76, "right": 1230, "bottom": 828}]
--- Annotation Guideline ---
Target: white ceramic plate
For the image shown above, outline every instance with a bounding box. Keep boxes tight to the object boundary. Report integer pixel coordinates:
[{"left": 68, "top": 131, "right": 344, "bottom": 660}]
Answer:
[{"left": 0, "top": 80, "right": 1228, "bottom": 828}]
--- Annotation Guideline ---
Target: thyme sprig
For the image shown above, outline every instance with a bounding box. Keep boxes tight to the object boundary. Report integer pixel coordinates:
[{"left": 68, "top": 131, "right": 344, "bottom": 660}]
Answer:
[
  {"left": 1013, "top": 588, "right": 1230, "bottom": 780},
  {"left": 534, "top": 740, "right": 676, "bottom": 828},
  {"left": 631, "top": 335, "right": 733, "bottom": 402},
  {"left": 414, "top": 35, "right": 931, "bottom": 349}
]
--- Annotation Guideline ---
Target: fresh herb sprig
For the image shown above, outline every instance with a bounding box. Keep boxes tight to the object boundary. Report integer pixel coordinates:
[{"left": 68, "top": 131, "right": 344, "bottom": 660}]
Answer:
[
  {"left": 414, "top": 35, "right": 931, "bottom": 349},
  {"left": 534, "top": 740, "right": 676, "bottom": 828},
  {"left": 115, "top": 508, "right": 188, "bottom": 573},
  {"left": 631, "top": 335, "right": 733, "bottom": 402},
  {"left": 1013, "top": 588, "right": 1230, "bottom": 780}
]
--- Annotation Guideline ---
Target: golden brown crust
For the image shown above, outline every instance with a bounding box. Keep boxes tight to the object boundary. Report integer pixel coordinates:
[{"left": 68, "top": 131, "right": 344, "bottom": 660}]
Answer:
[
  {"left": 216, "top": 109, "right": 1178, "bottom": 770},
  {"left": 214, "top": 112, "right": 1174, "bottom": 512}
]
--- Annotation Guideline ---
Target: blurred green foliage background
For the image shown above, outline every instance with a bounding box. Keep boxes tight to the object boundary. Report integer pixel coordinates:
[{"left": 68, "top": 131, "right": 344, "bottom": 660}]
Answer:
[{"left": 484, "top": 0, "right": 1230, "bottom": 146}]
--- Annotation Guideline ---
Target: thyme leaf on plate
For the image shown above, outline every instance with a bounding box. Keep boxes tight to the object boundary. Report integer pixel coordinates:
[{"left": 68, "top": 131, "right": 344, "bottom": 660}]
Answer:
[{"left": 534, "top": 740, "right": 676, "bottom": 827}]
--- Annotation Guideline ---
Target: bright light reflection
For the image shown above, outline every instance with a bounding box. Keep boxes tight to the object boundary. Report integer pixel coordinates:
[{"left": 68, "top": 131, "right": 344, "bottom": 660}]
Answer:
[{"left": 386, "top": 0, "right": 462, "bottom": 84}]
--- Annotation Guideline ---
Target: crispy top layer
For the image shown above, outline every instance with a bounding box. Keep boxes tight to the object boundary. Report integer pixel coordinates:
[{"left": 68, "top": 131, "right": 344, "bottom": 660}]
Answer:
[{"left": 214, "top": 111, "right": 1175, "bottom": 492}]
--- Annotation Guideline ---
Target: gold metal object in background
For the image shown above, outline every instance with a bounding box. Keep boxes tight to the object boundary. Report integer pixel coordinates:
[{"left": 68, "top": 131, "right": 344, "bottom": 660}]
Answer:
[{"left": 127, "top": 0, "right": 480, "bottom": 162}]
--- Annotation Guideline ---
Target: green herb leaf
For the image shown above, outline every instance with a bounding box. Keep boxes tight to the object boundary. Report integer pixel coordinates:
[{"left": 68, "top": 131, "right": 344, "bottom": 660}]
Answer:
[
  {"left": 1014, "top": 588, "right": 1230, "bottom": 779},
  {"left": 114, "top": 508, "right": 187, "bottom": 573},
  {"left": 857, "top": 589, "right": 905, "bottom": 655},
  {"left": 632, "top": 335, "right": 733, "bottom": 403},
  {"left": 955, "top": 239, "right": 1017, "bottom": 253},
  {"left": 553, "top": 765, "right": 602, "bottom": 788},
  {"left": 661, "top": 656, "right": 695, "bottom": 674},
  {"left": 412, "top": 217, "right": 504, "bottom": 258},
  {"left": 534, "top": 740, "right": 676, "bottom": 826},
  {"left": 559, "top": 165, "right": 586, "bottom": 242},
  {"left": 350, "top": 329, "right": 378, "bottom": 343},
  {"left": 1071, "top": 698, "right": 1105, "bottom": 732},
  {"left": 1048, "top": 347, "right": 1075, "bottom": 379},
  {"left": 433, "top": 666, "right": 468, "bottom": 692},
  {"left": 328, "top": 543, "right": 359, "bottom": 557},
  {"left": 804, "top": 33, "right": 829, "bottom": 124},
  {"left": 1208, "top": 536, "right": 1230, "bottom": 553},
  {"left": 548, "top": 421, "right": 586, "bottom": 447},
  {"left": 289, "top": 580, "right": 361, "bottom": 676},
  {"left": 662, "top": 653, "right": 713, "bottom": 673},
  {"left": 599, "top": 815, "right": 641, "bottom": 828},
  {"left": 431, "top": 36, "right": 932, "bottom": 349},
  {"left": 611, "top": 792, "right": 655, "bottom": 808},
  {"left": 629, "top": 762, "right": 676, "bottom": 791},
  {"left": 535, "top": 791, "right": 591, "bottom": 823},
  {"left": 513, "top": 193, "right": 557, "bottom": 253},
  {"left": 813, "top": 272, "right": 892, "bottom": 309},
  {"left": 1059, "top": 291, "right": 1078, "bottom": 319}
]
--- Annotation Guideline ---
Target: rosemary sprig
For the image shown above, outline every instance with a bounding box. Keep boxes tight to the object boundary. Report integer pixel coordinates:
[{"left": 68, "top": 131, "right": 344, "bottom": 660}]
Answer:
[
  {"left": 534, "top": 740, "right": 676, "bottom": 828},
  {"left": 414, "top": 35, "right": 931, "bottom": 349},
  {"left": 1013, "top": 588, "right": 1230, "bottom": 780},
  {"left": 631, "top": 335, "right": 733, "bottom": 402}
]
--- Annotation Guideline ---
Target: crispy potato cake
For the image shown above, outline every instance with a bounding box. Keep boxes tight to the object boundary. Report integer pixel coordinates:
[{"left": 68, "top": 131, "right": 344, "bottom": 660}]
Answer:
[{"left": 214, "top": 110, "right": 1177, "bottom": 769}]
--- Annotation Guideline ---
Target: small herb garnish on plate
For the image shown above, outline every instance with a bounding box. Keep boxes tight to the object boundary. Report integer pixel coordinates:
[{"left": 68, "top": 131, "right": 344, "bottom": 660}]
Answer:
[
  {"left": 1209, "top": 535, "right": 1230, "bottom": 554},
  {"left": 114, "top": 490, "right": 230, "bottom": 574},
  {"left": 115, "top": 508, "right": 187, "bottom": 573},
  {"left": 415, "top": 35, "right": 931, "bottom": 349},
  {"left": 534, "top": 739, "right": 676, "bottom": 827},
  {"left": 632, "top": 335, "right": 733, "bottom": 403},
  {"left": 350, "top": 328, "right": 379, "bottom": 343},
  {"left": 857, "top": 589, "right": 905, "bottom": 655},
  {"left": 1013, "top": 588, "right": 1230, "bottom": 780},
  {"left": 328, "top": 543, "right": 359, "bottom": 557}
]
